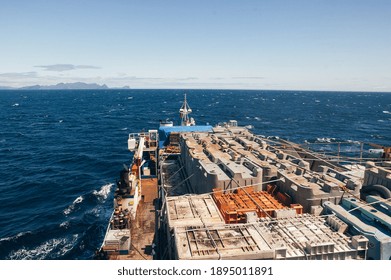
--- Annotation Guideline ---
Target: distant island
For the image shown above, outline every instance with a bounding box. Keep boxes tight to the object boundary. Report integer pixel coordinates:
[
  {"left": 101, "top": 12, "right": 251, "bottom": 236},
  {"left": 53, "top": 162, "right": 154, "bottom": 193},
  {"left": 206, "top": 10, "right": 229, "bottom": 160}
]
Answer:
[
  {"left": 20, "top": 82, "right": 109, "bottom": 90},
  {"left": 0, "top": 82, "right": 134, "bottom": 90}
]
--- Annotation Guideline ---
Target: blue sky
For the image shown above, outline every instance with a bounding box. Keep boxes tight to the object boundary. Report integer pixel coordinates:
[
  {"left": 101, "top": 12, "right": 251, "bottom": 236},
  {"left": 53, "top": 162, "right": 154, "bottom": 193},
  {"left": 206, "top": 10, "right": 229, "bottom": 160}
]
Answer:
[{"left": 0, "top": 0, "right": 390, "bottom": 91}]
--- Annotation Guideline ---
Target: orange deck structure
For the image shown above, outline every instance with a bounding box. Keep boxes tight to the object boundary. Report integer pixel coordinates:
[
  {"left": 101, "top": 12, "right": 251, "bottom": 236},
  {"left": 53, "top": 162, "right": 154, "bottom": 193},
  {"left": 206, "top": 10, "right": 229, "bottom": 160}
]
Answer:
[{"left": 212, "top": 187, "right": 303, "bottom": 223}]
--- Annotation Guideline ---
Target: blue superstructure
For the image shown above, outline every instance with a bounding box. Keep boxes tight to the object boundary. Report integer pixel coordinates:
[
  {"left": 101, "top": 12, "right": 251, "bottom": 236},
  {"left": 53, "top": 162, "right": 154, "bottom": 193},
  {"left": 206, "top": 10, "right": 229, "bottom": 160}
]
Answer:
[{"left": 158, "top": 125, "right": 213, "bottom": 148}]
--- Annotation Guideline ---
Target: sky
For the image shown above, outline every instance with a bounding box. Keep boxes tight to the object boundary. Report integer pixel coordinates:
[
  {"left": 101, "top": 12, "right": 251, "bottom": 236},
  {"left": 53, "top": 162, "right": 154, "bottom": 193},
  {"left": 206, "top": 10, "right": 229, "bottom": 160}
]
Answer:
[{"left": 0, "top": 0, "right": 390, "bottom": 91}]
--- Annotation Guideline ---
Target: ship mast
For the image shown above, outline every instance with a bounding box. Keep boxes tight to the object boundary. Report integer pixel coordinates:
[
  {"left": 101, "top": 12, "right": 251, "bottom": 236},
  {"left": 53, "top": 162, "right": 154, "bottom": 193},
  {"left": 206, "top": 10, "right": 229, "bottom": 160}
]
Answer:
[{"left": 179, "top": 93, "right": 195, "bottom": 126}]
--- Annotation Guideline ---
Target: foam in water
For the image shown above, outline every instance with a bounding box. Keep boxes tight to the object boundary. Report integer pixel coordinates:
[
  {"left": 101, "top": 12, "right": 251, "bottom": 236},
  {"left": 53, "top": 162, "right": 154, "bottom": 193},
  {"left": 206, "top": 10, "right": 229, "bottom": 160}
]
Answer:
[
  {"left": 0, "top": 231, "right": 31, "bottom": 242},
  {"left": 8, "top": 235, "right": 78, "bottom": 260},
  {"left": 59, "top": 221, "right": 70, "bottom": 229},
  {"left": 63, "top": 207, "right": 72, "bottom": 216},
  {"left": 316, "top": 137, "right": 336, "bottom": 143},
  {"left": 86, "top": 207, "right": 100, "bottom": 217},
  {"left": 347, "top": 139, "right": 361, "bottom": 144},
  {"left": 74, "top": 196, "right": 83, "bottom": 204},
  {"left": 63, "top": 195, "right": 84, "bottom": 215},
  {"left": 92, "top": 183, "right": 113, "bottom": 201}
]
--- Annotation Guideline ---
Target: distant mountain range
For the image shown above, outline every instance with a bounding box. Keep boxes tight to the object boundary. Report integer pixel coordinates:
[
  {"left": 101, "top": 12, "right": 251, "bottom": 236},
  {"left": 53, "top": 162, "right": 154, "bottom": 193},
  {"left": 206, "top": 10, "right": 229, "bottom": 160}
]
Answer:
[
  {"left": 0, "top": 82, "right": 128, "bottom": 90},
  {"left": 21, "top": 82, "right": 109, "bottom": 90}
]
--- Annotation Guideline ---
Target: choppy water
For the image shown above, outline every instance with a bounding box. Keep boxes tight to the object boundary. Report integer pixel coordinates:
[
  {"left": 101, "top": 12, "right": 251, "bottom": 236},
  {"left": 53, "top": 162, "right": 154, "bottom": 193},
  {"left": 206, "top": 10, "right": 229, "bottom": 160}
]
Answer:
[{"left": 0, "top": 89, "right": 390, "bottom": 259}]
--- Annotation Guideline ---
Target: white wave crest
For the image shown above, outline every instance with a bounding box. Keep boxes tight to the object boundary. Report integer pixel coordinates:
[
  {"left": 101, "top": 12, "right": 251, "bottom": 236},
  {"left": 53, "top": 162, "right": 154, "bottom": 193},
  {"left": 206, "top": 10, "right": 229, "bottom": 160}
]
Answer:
[
  {"left": 86, "top": 207, "right": 100, "bottom": 217},
  {"left": 73, "top": 196, "right": 83, "bottom": 204},
  {"left": 316, "top": 137, "right": 336, "bottom": 143},
  {"left": 347, "top": 139, "right": 361, "bottom": 144},
  {"left": 0, "top": 231, "right": 31, "bottom": 242},
  {"left": 8, "top": 235, "right": 78, "bottom": 260},
  {"left": 383, "top": 110, "right": 391, "bottom": 114},
  {"left": 63, "top": 195, "right": 83, "bottom": 215},
  {"left": 59, "top": 221, "right": 70, "bottom": 229},
  {"left": 93, "top": 183, "right": 113, "bottom": 201},
  {"left": 63, "top": 207, "right": 72, "bottom": 216}
]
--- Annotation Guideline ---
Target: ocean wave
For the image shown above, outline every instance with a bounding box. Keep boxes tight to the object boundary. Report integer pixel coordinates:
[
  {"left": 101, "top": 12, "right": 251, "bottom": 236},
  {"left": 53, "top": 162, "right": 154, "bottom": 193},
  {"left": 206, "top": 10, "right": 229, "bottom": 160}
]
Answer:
[
  {"left": 371, "top": 134, "right": 385, "bottom": 139},
  {"left": 63, "top": 196, "right": 84, "bottom": 215},
  {"left": 347, "top": 139, "right": 361, "bottom": 144},
  {"left": 59, "top": 221, "right": 70, "bottom": 229},
  {"left": 9, "top": 238, "right": 66, "bottom": 259},
  {"left": 92, "top": 183, "right": 113, "bottom": 201},
  {"left": 0, "top": 231, "right": 31, "bottom": 242},
  {"left": 85, "top": 207, "right": 100, "bottom": 217},
  {"left": 8, "top": 235, "right": 78, "bottom": 260},
  {"left": 383, "top": 110, "right": 391, "bottom": 114},
  {"left": 74, "top": 196, "right": 83, "bottom": 204},
  {"left": 316, "top": 137, "right": 336, "bottom": 143}
]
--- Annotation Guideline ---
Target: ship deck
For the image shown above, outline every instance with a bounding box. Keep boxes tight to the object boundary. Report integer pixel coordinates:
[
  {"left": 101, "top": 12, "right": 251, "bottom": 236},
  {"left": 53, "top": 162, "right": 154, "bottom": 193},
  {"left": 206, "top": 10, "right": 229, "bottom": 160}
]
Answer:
[
  {"left": 109, "top": 177, "right": 158, "bottom": 260},
  {"left": 104, "top": 117, "right": 391, "bottom": 260}
]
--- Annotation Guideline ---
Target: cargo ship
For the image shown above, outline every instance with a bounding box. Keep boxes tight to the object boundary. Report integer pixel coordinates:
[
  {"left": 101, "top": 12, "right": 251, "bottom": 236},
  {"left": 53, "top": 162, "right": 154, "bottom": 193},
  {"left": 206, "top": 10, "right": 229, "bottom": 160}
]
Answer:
[{"left": 96, "top": 95, "right": 391, "bottom": 260}]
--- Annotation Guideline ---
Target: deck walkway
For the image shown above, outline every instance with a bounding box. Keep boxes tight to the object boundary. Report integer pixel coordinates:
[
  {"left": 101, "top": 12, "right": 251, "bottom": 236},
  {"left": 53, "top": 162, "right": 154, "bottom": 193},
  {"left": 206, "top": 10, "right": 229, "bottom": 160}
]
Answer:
[{"left": 110, "top": 178, "right": 158, "bottom": 260}]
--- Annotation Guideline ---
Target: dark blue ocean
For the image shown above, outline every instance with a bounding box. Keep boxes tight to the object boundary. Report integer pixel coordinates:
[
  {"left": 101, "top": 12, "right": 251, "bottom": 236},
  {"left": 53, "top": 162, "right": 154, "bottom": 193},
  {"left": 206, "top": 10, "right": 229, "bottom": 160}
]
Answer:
[{"left": 0, "top": 89, "right": 390, "bottom": 259}]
